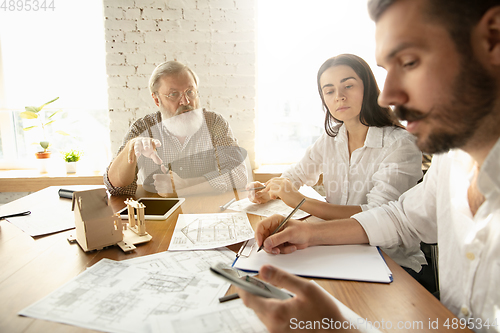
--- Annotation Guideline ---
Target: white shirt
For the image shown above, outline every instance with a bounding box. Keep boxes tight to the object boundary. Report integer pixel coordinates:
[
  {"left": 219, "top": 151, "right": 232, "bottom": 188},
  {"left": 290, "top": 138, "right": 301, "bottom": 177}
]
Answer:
[
  {"left": 353, "top": 138, "right": 500, "bottom": 332},
  {"left": 283, "top": 124, "right": 423, "bottom": 211}
]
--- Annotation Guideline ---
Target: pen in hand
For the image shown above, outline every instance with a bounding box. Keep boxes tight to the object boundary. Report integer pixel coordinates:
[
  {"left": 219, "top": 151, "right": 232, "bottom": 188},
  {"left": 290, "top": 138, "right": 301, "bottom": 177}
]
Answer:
[
  {"left": 257, "top": 198, "right": 306, "bottom": 252},
  {"left": 242, "top": 186, "right": 266, "bottom": 192}
]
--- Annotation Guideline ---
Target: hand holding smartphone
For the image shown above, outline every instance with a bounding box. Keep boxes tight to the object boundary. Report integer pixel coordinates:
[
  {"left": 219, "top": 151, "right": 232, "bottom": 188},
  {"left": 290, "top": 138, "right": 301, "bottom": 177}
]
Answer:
[{"left": 210, "top": 263, "right": 292, "bottom": 300}]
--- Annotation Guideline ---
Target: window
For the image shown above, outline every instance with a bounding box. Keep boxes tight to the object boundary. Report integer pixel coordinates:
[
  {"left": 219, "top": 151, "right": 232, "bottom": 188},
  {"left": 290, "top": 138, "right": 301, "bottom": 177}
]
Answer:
[
  {"left": 256, "top": 0, "right": 387, "bottom": 165},
  {"left": 0, "top": 1, "right": 110, "bottom": 170}
]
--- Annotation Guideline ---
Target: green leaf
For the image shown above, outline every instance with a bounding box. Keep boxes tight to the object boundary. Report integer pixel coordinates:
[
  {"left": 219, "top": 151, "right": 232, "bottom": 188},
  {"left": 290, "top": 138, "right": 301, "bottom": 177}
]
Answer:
[
  {"left": 23, "top": 126, "right": 38, "bottom": 131},
  {"left": 20, "top": 111, "right": 38, "bottom": 119},
  {"left": 40, "top": 141, "right": 50, "bottom": 149},
  {"left": 62, "top": 149, "right": 83, "bottom": 162},
  {"left": 44, "top": 120, "right": 56, "bottom": 126},
  {"left": 55, "top": 130, "right": 70, "bottom": 136},
  {"left": 48, "top": 109, "right": 62, "bottom": 119},
  {"left": 39, "top": 97, "right": 59, "bottom": 110},
  {"left": 24, "top": 106, "right": 40, "bottom": 113}
]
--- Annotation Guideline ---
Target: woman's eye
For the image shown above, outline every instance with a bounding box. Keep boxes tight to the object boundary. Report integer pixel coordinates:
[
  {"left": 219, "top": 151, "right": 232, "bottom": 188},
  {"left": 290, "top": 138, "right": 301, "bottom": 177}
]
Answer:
[
  {"left": 324, "top": 90, "right": 335, "bottom": 95},
  {"left": 345, "top": 85, "right": 353, "bottom": 89}
]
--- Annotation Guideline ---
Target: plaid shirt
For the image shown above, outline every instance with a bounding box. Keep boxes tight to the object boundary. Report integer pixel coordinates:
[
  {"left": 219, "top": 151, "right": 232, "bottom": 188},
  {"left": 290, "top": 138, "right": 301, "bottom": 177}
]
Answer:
[{"left": 104, "top": 109, "right": 248, "bottom": 196}]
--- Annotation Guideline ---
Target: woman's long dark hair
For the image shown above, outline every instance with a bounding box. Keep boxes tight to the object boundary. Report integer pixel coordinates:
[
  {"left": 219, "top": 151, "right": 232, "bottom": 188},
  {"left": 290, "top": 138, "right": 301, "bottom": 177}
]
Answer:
[{"left": 317, "top": 54, "right": 399, "bottom": 137}]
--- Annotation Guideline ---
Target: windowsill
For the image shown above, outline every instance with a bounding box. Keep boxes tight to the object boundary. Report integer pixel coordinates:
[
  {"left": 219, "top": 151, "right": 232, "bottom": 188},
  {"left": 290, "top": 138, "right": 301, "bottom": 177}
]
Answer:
[
  {"left": 252, "top": 164, "right": 290, "bottom": 183},
  {"left": 0, "top": 168, "right": 104, "bottom": 192}
]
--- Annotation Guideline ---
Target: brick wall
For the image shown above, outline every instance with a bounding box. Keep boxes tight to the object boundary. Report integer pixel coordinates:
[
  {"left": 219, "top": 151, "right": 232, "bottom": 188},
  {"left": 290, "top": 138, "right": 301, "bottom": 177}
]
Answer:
[{"left": 102, "top": 0, "right": 257, "bottom": 167}]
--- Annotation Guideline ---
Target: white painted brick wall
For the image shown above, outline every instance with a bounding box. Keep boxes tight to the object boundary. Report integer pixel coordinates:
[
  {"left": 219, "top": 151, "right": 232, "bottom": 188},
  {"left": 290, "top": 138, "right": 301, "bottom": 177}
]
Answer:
[{"left": 103, "top": 0, "right": 257, "bottom": 168}]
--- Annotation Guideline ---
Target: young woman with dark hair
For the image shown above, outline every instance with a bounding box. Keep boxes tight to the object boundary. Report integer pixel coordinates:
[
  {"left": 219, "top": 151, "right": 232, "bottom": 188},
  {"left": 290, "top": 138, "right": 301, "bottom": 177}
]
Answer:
[{"left": 248, "top": 54, "right": 423, "bottom": 221}]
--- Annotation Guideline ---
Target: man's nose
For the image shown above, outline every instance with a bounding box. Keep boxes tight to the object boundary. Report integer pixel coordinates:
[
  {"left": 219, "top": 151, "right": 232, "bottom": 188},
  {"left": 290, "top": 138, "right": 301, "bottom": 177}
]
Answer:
[
  {"left": 378, "top": 71, "right": 408, "bottom": 108},
  {"left": 178, "top": 93, "right": 190, "bottom": 105}
]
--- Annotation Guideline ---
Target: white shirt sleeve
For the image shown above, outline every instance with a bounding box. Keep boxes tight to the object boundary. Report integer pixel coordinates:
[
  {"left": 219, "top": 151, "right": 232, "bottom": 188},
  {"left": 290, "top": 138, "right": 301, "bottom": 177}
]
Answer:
[
  {"left": 361, "top": 134, "right": 423, "bottom": 211},
  {"left": 281, "top": 134, "right": 327, "bottom": 188},
  {"left": 351, "top": 156, "right": 440, "bottom": 271}
]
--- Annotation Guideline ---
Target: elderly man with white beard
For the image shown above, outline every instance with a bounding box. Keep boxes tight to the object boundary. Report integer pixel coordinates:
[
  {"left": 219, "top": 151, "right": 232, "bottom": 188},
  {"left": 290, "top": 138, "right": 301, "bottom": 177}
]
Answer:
[{"left": 105, "top": 61, "right": 248, "bottom": 197}]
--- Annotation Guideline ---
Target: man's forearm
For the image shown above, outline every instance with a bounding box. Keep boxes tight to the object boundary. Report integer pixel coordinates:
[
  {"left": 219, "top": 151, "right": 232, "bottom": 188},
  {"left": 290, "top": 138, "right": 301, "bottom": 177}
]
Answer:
[
  {"left": 301, "top": 199, "right": 363, "bottom": 221},
  {"left": 308, "top": 218, "right": 370, "bottom": 246},
  {"left": 107, "top": 142, "right": 137, "bottom": 188}
]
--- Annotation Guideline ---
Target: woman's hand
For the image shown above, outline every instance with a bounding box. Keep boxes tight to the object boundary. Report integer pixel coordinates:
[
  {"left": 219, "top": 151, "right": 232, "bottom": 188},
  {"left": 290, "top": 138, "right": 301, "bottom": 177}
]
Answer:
[
  {"left": 246, "top": 181, "right": 272, "bottom": 204},
  {"left": 264, "top": 177, "right": 305, "bottom": 208}
]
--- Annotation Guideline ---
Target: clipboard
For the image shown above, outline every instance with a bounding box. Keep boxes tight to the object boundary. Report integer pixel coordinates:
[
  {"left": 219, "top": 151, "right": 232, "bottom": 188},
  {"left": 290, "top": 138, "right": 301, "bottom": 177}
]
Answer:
[{"left": 233, "top": 239, "right": 393, "bottom": 284}]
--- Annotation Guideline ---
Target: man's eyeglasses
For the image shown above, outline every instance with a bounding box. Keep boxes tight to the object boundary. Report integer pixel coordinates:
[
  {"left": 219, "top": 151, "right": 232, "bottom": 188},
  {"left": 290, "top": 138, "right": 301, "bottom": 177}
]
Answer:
[{"left": 158, "top": 89, "right": 198, "bottom": 102}]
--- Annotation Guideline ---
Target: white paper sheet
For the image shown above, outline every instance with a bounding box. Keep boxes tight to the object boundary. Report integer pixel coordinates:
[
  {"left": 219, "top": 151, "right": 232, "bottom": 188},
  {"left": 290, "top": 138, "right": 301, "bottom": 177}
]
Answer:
[
  {"left": 0, "top": 185, "right": 105, "bottom": 237},
  {"left": 228, "top": 186, "right": 324, "bottom": 219},
  {"left": 149, "top": 281, "right": 382, "bottom": 333},
  {"left": 2, "top": 200, "right": 74, "bottom": 237},
  {"left": 311, "top": 281, "right": 382, "bottom": 333},
  {"left": 19, "top": 249, "right": 235, "bottom": 333},
  {"left": 228, "top": 198, "right": 310, "bottom": 219},
  {"left": 234, "top": 240, "right": 392, "bottom": 283},
  {"left": 149, "top": 299, "right": 269, "bottom": 333},
  {"left": 168, "top": 212, "right": 254, "bottom": 251}
]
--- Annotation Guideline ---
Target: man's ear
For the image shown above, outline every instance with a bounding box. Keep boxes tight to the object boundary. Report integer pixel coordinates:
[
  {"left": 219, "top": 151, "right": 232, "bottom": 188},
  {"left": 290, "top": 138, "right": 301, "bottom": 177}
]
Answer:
[
  {"left": 152, "top": 93, "right": 160, "bottom": 107},
  {"left": 476, "top": 6, "right": 500, "bottom": 66}
]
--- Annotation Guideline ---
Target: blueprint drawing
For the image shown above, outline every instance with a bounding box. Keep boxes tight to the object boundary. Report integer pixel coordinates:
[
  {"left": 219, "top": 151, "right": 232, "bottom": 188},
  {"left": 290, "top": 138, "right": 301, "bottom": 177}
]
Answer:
[
  {"left": 149, "top": 299, "right": 268, "bottom": 333},
  {"left": 227, "top": 186, "right": 325, "bottom": 219},
  {"left": 19, "top": 249, "right": 235, "bottom": 333},
  {"left": 227, "top": 198, "right": 310, "bottom": 219},
  {"left": 168, "top": 212, "right": 254, "bottom": 251}
]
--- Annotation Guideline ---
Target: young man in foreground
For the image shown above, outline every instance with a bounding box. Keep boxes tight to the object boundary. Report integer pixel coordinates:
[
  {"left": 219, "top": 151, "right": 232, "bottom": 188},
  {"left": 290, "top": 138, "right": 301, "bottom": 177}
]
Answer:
[{"left": 238, "top": 0, "right": 500, "bottom": 331}]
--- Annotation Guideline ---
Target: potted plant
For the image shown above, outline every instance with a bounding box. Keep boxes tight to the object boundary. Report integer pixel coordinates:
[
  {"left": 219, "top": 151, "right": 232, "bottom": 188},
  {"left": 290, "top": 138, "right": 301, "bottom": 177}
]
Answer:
[
  {"left": 62, "top": 149, "right": 83, "bottom": 173},
  {"left": 20, "top": 97, "right": 69, "bottom": 159}
]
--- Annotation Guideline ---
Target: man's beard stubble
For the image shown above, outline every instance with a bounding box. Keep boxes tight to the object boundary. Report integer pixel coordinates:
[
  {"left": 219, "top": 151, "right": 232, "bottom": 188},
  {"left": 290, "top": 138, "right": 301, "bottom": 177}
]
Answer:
[{"left": 394, "top": 55, "right": 497, "bottom": 155}]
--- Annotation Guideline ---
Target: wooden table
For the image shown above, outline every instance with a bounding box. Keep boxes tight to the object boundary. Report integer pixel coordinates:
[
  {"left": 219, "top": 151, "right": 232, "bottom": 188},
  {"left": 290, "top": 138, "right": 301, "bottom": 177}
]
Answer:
[{"left": 0, "top": 186, "right": 471, "bottom": 332}]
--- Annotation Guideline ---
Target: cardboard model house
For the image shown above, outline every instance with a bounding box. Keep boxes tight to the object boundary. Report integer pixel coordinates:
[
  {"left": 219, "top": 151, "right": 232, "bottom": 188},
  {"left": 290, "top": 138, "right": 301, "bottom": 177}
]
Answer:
[
  {"left": 69, "top": 188, "right": 151, "bottom": 252},
  {"left": 71, "top": 188, "right": 123, "bottom": 252}
]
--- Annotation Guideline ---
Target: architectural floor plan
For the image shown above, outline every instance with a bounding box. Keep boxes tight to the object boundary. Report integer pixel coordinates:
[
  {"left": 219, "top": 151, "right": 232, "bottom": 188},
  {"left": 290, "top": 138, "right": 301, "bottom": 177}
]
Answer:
[
  {"left": 19, "top": 249, "right": 235, "bottom": 333},
  {"left": 227, "top": 197, "right": 310, "bottom": 219},
  {"left": 168, "top": 212, "right": 254, "bottom": 251},
  {"left": 150, "top": 299, "right": 268, "bottom": 333},
  {"left": 227, "top": 185, "right": 325, "bottom": 219}
]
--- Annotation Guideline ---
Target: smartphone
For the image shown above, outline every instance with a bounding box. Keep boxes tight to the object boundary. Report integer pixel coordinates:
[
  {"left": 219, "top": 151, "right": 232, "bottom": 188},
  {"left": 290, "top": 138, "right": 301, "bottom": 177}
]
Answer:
[{"left": 210, "top": 263, "right": 292, "bottom": 300}]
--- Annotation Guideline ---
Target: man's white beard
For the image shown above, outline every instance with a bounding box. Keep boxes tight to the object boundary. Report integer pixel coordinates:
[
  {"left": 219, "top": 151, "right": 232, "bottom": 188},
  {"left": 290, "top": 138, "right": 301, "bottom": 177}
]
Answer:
[{"left": 162, "top": 107, "right": 204, "bottom": 138}]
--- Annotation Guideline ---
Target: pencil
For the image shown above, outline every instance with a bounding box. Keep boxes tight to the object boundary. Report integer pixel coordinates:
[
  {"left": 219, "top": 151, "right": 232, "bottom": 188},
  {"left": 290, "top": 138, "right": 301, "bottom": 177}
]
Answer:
[
  {"left": 218, "top": 293, "right": 240, "bottom": 303},
  {"left": 257, "top": 198, "right": 306, "bottom": 252},
  {"left": 220, "top": 198, "right": 236, "bottom": 211},
  {"left": 241, "top": 186, "right": 266, "bottom": 192}
]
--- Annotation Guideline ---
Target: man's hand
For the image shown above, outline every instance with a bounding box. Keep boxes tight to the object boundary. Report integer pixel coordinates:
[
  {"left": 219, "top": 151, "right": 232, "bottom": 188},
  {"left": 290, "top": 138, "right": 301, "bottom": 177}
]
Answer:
[
  {"left": 264, "top": 178, "right": 304, "bottom": 208},
  {"left": 153, "top": 164, "right": 203, "bottom": 195},
  {"left": 256, "top": 214, "right": 312, "bottom": 254},
  {"left": 237, "top": 265, "right": 352, "bottom": 333},
  {"left": 153, "top": 165, "right": 175, "bottom": 196},
  {"left": 246, "top": 181, "right": 272, "bottom": 204},
  {"left": 129, "top": 137, "right": 163, "bottom": 165}
]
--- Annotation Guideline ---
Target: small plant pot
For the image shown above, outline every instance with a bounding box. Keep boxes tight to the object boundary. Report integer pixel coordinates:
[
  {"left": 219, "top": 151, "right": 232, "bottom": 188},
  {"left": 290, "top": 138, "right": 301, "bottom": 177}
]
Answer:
[
  {"left": 35, "top": 151, "right": 51, "bottom": 173},
  {"left": 65, "top": 161, "right": 77, "bottom": 174},
  {"left": 35, "top": 151, "right": 51, "bottom": 159}
]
